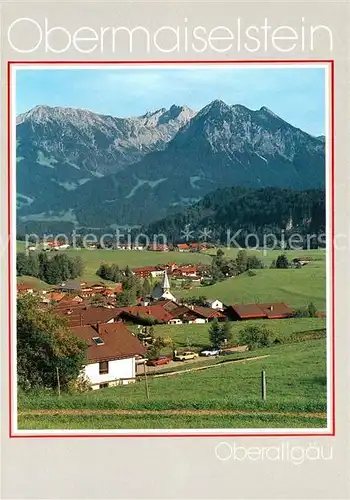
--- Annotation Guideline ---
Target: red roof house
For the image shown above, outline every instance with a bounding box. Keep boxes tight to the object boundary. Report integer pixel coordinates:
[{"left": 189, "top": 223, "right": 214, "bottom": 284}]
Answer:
[{"left": 228, "top": 302, "right": 295, "bottom": 320}]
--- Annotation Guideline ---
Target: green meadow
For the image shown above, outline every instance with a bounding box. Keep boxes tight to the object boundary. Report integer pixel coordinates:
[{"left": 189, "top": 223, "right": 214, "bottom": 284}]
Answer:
[
  {"left": 18, "top": 339, "right": 327, "bottom": 429},
  {"left": 179, "top": 265, "right": 326, "bottom": 310},
  {"left": 16, "top": 243, "right": 326, "bottom": 310},
  {"left": 149, "top": 317, "right": 326, "bottom": 351}
]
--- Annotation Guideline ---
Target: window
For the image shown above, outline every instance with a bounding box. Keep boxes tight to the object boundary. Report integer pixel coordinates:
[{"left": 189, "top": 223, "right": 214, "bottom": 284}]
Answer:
[
  {"left": 99, "top": 383, "right": 109, "bottom": 389},
  {"left": 92, "top": 336, "right": 104, "bottom": 345},
  {"left": 99, "top": 361, "right": 109, "bottom": 374}
]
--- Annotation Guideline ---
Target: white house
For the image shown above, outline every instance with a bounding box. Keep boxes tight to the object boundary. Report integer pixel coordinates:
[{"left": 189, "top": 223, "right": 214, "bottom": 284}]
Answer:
[
  {"left": 168, "top": 318, "right": 183, "bottom": 325},
  {"left": 71, "top": 322, "right": 147, "bottom": 390},
  {"left": 186, "top": 317, "right": 208, "bottom": 324},
  {"left": 205, "top": 299, "right": 224, "bottom": 310}
]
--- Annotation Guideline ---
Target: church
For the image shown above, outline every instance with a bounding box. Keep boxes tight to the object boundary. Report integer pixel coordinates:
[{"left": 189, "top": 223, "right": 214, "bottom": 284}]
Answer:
[{"left": 151, "top": 271, "right": 177, "bottom": 303}]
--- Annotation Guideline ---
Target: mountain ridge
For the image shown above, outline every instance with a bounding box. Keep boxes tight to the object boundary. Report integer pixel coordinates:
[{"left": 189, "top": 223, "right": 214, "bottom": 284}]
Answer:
[{"left": 16, "top": 100, "right": 325, "bottom": 229}]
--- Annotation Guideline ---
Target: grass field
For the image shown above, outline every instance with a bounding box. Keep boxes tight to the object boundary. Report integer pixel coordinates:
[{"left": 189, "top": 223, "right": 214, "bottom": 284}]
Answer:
[
  {"left": 16, "top": 243, "right": 326, "bottom": 309},
  {"left": 147, "top": 317, "right": 326, "bottom": 351},
  {"left": 17, "top": 275, "right": 52, "bottom": 290},
  {"left": 179, "top": 265, "right": 326, "bottom": 310},
  {"left": 18, "top": 339, "right": 327, "bottom": 429},
  {"left": 19, "top": 413, "right": 325, "bottom": 430},
  {"left": 203, "top": 247, "right": 325, "bottom": 265},
  {"left": 16, "top": 243, "right": 212, "bottom": 283}
]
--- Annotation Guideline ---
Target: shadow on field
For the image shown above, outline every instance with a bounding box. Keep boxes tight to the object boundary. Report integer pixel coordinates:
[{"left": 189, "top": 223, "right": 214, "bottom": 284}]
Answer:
[{"left": 309, "top": 376, "right": 327, "bottom": 386}]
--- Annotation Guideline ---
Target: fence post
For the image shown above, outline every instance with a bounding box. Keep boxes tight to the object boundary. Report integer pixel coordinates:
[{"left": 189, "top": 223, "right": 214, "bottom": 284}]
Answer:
[
  {"left": 56, "top": 366, "right": 61, "bottom": 397},
  {"left": 261, "top": 370, "right": 266, "bottom": 401},
  {"left": 144, "top": 362, "right": 150, "bottom": 400}
]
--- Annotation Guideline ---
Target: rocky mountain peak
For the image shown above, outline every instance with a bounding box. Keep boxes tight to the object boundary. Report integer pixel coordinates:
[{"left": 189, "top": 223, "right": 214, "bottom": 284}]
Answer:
[
  {"left": 16, "top": 99, "right": 325, "bottom": 230},
  {"left": 258, "top": 106, "right": 283, "bottom": 120}
]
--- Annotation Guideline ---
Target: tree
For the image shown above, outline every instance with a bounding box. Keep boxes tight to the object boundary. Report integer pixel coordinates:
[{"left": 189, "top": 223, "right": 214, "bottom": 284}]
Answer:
[
  {"left": 210, "top": 264, "right": 225, "bottom": 283},
  {"left": 89, "top": 294, "right": 106, "bottom": 307},
  {"left": 53, "top": 254, "right": 71, "bottom": 281},
  {"left": 236, "top": 249, "right": 248, "bottom": 274},
  {"left": 28, "top": 253, "right": 40, "bottom": 277},
  {"left": 110, "top": 264, "right": 123, "bottom": 282},
  {"left": 141, "top": 278, "right": 151, "bottom": 297},
  {"left": 276, "top": 254, "right": 289, "bottom": 269},
  {"left": 38, "top": 251, "right": 49, "bottom": 281},
  {"left": 19, "top": 251, "right": 84, "bottom": 285},
  {"left": 247, "top": 255, "right": 264, "bottom": 270},
  {"left": 96, "top": 263, "right": 109, "bottom": 280},
  {"left": 307, "top": 302, "right": 318, "bottom": 317},
  {"left": 147, "top": 336, "right": 166, "bottom": 359},
  {"left": 238, "top": 325, "right": 272, "bottom": 350},
  {"left": 17, "top": 294, "right": 87, "bottom": 391},
  {"left": 221, "top": 319, "right": 232, "bottom": 344},
  {"left": 124, "top": 265, "right": 132, "bottom": 278},
  {"left": 17, "top": 252, "right": 29, "bottom": 276},
  {"left": 216, "top": 248, "right": 225, "bottom": 260},
  {"left": 115, "top": 288, "right": 137, "bottom": 307},
  {"left": 221, "top": 259, "right": 238, "bottom": 277},
  {"left": 70, "top": 255, "right": 85, "bottom": 278},
  {"left": 209, "top": 319, "right": 228, "bottom": 349},
  {"left": 44, "top": 257, "right": 62, "bottom": 285}
]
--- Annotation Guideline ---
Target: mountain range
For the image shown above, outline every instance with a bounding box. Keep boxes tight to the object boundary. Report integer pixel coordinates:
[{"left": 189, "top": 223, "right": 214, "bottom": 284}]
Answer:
[{"left": 16, "top": 100, "right": 325, "bottom": 231}]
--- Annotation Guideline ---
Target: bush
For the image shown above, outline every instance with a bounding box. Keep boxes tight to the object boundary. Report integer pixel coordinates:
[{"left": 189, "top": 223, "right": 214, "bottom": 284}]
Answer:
[
  {"left": 294, "top": 307, "right": 309, "bottom": 318},
  {"left": 308, "top": 302, "right": 318, "bottom": 318},
  {"left": 246, "top": 255, "right": 264, "bottom": 270},
  {"left": 295, "top": 302, "right": 318, "bottom": 318},
  {"left": 238, "top": 325, "right": 272, "bottom": 350},
  {"left": 67, "top": 373, "right": 92, "bottom": 393},
  {"left": 276, "top": 254, "right": 289, "bottom": 269}
]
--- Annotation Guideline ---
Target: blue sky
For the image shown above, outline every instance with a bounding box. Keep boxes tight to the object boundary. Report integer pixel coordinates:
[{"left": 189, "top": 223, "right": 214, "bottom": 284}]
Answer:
[{"left": 16, "top": 66, "right": 326, "bottom": 136}]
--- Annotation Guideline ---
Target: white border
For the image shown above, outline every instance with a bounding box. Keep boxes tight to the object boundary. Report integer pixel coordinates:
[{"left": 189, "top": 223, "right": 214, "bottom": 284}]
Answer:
[{"left": 11, "top": 62, "right": 332, "bottom": 436}]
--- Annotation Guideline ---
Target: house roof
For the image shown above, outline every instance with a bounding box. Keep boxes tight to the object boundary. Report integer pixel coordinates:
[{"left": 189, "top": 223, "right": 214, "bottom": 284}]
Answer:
[
  {"left": 71, "top": 323, "right": 146, "bottom": 363},
  {"left": 17, "top": 283, "right": 34, "bottom": 291},
  {"left": 168, "top": 306, "right": 192, "bottom": 318},
  {"left": 90, "top": 283, "right": 106, "bottom": 289},
  {"left": 192, "top": 306, "right": 225, "bottom": 319},
  {"left": 255, "top": 302, "right": 294, "bottom": 318},
  {"left": 133, "top": 266, "right": 158, "bottom": 273},
  {"left": 57, "top": 280, "right": 83, "bottom": 291},
  {"left": 230, "top": 303, "right": 269, "bottom": 319},
  {"left": 205, "top": 298, "right": 221, "bottom": 305},
  {"left": 156, "top": 299, "right": 180, "bottom": 312},
  {"left": 55, "top": 306, "right": 121, "bottom": 327},
  {"left": 44, "top": 292, "right": 66, "bottom": 302},
  {"left": 56, "top": 295, "right": 85, "bottom": 306},
  {"left": 115, "top": 305, "right": 175, "bottom": 323},
  {"left": 230, "top": 302, "right": 294, "bottom": 319}
]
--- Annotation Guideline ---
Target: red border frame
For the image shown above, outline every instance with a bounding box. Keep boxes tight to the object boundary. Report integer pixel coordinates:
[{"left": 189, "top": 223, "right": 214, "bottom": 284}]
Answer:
[{"left": 7, "top": 59, "right": 335, "bottom": 438}]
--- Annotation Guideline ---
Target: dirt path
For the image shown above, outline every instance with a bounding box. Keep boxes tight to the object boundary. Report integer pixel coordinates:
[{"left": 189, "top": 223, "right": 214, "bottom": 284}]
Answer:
[{"left": 19, "top": 409, "right": 326, "bottom": 419}]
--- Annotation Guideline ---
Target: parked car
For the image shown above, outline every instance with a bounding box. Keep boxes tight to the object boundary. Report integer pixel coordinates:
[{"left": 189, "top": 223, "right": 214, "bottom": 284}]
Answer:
[
  {"left": 174, "top": 351, "right": 199, "bottom": 361},
  {"left": 220, "top": 350, "right": 236, "bottom": 356},
  {"left": 200, "top": 349, "right": 220, "bottom": 357},
  {"left": 147, "top": 356, "right": 171, "bottom": 366}
]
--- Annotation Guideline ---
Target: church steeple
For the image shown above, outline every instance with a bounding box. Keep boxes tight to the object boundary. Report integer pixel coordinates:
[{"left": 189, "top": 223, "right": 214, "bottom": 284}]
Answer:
[{"left": 161, "top": 270, "right": 170, "bottom": 292}]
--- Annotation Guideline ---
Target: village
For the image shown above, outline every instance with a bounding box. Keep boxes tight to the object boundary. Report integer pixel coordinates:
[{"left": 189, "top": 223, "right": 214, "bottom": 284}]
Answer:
[{"left": 17, "top": 252, "right": 303, "bottom": 391}]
